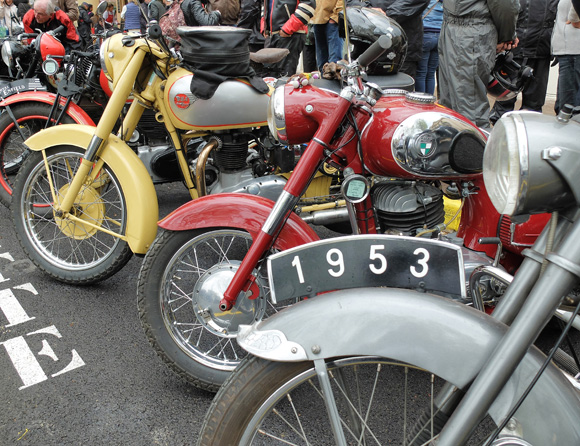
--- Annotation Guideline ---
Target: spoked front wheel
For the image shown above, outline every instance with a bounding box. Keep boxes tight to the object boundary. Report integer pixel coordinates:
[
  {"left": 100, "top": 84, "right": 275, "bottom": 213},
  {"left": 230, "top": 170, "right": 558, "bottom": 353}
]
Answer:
[
  {"left": 11, "top": 146, "right": 132, "bottom": 284},
  {"left": 138, "top": 228, "right": 295, "bottom": 392},
  {"left": 198, "top": 356, "right": 499, "bottom": 445}
]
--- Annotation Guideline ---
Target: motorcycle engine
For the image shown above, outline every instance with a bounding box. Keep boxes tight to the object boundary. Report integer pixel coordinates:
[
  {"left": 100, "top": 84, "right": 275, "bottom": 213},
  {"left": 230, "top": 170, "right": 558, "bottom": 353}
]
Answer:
[{"left": 372, "top": 180, "right": 445, "bottom": 236}]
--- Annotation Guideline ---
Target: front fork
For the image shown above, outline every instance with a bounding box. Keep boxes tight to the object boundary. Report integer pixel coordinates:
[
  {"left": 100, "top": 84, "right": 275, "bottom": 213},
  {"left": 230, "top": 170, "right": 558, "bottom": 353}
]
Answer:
[
  {"left": 218, "top": 94, "right": 354, "bottom": 311},
  {"left": 52, "top": 50, "right": 148, "bottom": 214},
  {"left": 436, "top": 210, "right": 580, "bottom": 445}
]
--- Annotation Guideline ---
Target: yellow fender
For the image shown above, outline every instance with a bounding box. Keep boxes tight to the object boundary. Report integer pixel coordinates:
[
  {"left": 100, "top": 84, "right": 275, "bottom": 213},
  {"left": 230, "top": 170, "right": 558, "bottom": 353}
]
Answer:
[{"left": 25, "top": 124, "right": 159, "bottom": 254}]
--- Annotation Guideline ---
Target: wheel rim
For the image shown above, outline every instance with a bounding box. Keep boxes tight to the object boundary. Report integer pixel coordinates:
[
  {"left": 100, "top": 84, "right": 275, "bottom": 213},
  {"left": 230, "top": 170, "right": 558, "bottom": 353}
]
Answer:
[
  {"left": 160, "top": 230, "right": 273, "bottom": 372},
  {"left": 239, "top": 357, "right": 496, "bottom": 445},
  {"left": 20, "top": 150, "right": 127, "bottom": 271}
]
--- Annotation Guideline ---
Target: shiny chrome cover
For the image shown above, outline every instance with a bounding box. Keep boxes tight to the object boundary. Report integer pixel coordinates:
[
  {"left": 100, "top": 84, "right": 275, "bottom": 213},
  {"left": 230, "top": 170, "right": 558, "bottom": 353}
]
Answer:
[
  {"left": 392, "top": 111, "right": 486, "bottom": 176},
  {"left": 165, "top": 69, "right": 271, "bottom": 130}
]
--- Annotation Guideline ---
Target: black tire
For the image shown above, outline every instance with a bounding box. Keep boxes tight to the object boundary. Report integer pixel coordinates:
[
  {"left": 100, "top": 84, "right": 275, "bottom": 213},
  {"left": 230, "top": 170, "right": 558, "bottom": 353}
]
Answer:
[
  {"left": 0, "top": 103, "right": 76, "bottom": 208},
  {"left": 11, "top": 146, "right": 133, "bottom": 285},
  {"left": 137, "top": 228, "right": 292, "bottom": 393},
  {"left": 197, "top": 356, "right": 497, "bottom": 445}
]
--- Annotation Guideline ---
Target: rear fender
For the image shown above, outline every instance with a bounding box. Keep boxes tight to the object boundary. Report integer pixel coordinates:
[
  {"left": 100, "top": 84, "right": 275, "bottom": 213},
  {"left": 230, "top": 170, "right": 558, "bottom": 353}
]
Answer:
[
  {"left": 0, "top": 91, "right": 96, "bottom": 125},
  {"left": 238, "top": 288, "right": 580, "bottom": 445},
  {"left": 159, "top": 194, "right": 320, "bottom": 250},
  {"left": 25, "top": 125, "right": 158, "bottom": 254}
]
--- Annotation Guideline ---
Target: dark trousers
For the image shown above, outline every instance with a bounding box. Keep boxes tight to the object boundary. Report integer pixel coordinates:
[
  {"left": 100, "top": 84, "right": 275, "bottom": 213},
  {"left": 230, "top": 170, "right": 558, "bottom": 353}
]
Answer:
[
  {"left": 265, "top": 33, "right": 306, "bottom": 77},
  {"left": 490, "top": 56, "right": 551, "bottom": 123}
]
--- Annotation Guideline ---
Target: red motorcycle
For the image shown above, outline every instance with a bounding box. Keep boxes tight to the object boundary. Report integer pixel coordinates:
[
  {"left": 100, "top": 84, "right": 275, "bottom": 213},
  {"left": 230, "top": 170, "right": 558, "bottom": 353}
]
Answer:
[
  {"left": 0, "top": 27, "right": 109, "bottom": 207},
  {"left": 136, "top": 10, "right": 550, "bottom": 392}
]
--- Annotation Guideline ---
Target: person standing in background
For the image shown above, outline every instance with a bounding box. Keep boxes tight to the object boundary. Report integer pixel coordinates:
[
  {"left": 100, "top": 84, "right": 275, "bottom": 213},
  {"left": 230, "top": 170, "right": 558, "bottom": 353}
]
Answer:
[
  {"left": 551, "top": 0, "right": 580, "bottom": 113},
  {"left": 262, "top": 0, "right": 316, "bottom": 77},
  {"left": 489, "top": 0, "right": 557, "bottom": 123},
  {"left": 370, "top": 0, "right": 430, "bottom": 80},
  {"left": 0, "top": 0, "right": 20, "bottom": 36},
  {"left": 147, "top": 0, "right": 165, "bottom": 21},
  {"left": 415, "top": 0, "right": 442, "bottom": 94},
  {"left": 78, "top": 2, "right": 93, "bottom": 48},
  {"left": 207, "top": 0, "right": 239, "bottom": 25},
  {"left": 102, "top": 2, "right": 116, "bottom": 28},
  {"left": 437, "top": 0, "right": 519, "bottom": 129},
  {"left": 121, "top": 0, "right": 143, "bottom": 32},
  {"left": 237, "top": 0, "right": 264, "bottom": 53},
  {"left": 54, "top": 0, "right": 78, "bottom": 22},
  {"left": 311, "top": 0, "right": 344, "bottom": 71}
]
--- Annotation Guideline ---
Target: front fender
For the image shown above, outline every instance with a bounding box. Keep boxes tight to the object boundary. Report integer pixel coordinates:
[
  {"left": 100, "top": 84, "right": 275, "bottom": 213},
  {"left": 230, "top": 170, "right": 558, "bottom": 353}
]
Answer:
[
  {"left": 238, "top": 288, "right": 580, "bottom": 445},
  {"left": 160, "top": 193, "right": 320, "bottom": 251},
  {"left": 25, "top": 125, "right": 158, "bottom": 254},
  {"left": 0, "top": 91, "right": 96, "bottom": 125}
]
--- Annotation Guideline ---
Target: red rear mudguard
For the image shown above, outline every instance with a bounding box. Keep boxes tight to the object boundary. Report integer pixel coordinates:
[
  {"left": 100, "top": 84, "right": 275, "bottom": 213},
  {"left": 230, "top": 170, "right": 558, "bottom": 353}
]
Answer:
[
  {"left": 159, "top": 193, "right": 320, "bottom": 250},
  {"left": 0, "top": 91, "right": 96, "bottom": 125}
]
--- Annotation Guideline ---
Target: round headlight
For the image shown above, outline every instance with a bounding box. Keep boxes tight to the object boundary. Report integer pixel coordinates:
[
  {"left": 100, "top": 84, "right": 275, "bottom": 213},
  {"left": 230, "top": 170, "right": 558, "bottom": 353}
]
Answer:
[
  {"left": 482, "top": 112, "right": 524, "bottom": 216},
  {"left": 267, "top": 84, "right": 286, "bottom": 142},
  {"left": 484, "top": 111, "right": 578, "bottom": 216}
]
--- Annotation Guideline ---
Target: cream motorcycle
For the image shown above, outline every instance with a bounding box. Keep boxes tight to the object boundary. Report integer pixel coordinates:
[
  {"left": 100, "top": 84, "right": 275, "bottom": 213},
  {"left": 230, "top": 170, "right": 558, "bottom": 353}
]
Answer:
[{"left": 9, "top": 24, "right": 349, "bottom": 285}]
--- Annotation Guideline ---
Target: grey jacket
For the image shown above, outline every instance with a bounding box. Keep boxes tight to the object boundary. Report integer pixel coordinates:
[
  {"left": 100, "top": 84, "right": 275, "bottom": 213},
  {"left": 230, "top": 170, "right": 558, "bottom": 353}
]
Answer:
[{"left": 442, "top": 0, "right": 519, "bottom": 42}]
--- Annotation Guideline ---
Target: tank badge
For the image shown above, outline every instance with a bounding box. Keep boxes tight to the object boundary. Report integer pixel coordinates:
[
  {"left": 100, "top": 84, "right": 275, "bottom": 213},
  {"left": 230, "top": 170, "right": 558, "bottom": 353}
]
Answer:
[
  {"left": 415, "top": 133, "right": 437, "bottom": 158},
  {"left": 174, "top": 93, "right": 191, "bottom": 109}
]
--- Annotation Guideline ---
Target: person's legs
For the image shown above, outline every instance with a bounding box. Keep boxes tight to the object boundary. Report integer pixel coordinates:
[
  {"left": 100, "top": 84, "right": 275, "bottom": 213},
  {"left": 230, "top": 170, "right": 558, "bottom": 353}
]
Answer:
[
  {"left": 520, "top": 57, "right": 550, "bottom": 112},
  {"left": 415, "top": 39, "right": 430, "bottom": 92},
  {"left": 557, "top": 55, "right": 580, "bottom": 111},
  {"left": 325, "top": 21, "right": 343, "bottom": 63},
  {"left": 312, "top": 24, "right": 329, "bottom": 71},
  {"left": 424, "top": 33, "right": 439, "bottom": 95}
]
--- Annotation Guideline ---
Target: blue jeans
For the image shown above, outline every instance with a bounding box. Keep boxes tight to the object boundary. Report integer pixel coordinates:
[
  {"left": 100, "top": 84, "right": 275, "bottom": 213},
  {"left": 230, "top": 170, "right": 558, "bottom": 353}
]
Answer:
[
  {"left": 312, "top": 22, "right": 343, "bottom": 71},
  {"left": 415, "top": 31, "right": 439, "bottom": 94},
  {"left": 556, "top": 55, "right": 580, "bottom": 114}
]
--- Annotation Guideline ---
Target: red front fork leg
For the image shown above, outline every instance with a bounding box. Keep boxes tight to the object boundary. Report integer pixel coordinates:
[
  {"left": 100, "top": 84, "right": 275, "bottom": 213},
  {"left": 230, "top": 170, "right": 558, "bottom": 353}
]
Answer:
[{"left": 219, "top": 95, "right": 353, "bottom": 311}]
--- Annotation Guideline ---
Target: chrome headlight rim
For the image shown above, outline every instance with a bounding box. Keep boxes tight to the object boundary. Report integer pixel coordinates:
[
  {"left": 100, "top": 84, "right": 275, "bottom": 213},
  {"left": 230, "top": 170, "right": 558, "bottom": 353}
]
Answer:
[
  {"left": 99, "top": 38, "right": 112, "bottom": 82},
  {"left": 482, "top": 112, "right": 529, "bottom": 216},
  {"left": 267, "top": 84, "right": 286, "bottom": 142},
  {"left": 1, "top": 40, "right": 12, "bottom": 68}
]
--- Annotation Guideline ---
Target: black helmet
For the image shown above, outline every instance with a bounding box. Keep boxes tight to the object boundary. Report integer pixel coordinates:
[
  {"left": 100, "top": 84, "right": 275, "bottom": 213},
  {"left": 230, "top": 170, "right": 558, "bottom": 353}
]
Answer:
[
  {"left": 487, "top": 51, "right": 534, "bottom": 101},
  {"left": 339, "top": 6, "right": 407, "bottom": 75}
]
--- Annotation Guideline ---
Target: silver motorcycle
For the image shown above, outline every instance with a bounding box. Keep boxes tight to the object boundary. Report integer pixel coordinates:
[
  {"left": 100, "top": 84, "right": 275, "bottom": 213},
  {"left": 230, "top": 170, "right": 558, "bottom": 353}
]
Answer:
[{"left": 196, "top": 108, "right": 580, "bottom": 444}]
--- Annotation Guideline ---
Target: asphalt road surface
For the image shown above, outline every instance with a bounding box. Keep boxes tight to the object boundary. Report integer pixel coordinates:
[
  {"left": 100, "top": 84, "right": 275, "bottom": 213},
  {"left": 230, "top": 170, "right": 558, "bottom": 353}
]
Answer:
[
  {"left": 1, "top": 182, "right": 579, "bottom": 445},
  {"left": 0, "top": 183, "right": 215, "bottom": 445}
]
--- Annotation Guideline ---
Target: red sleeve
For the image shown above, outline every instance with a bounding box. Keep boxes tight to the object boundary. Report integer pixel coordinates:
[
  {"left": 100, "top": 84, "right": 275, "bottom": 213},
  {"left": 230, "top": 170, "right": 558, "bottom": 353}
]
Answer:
[
  {"left": 281, "top": 14, "right": 305, "bottom": 34},
  {"left": 22, "top": 9, "right": 34, "bottom": 33},
  {"left": 55, "top": 9, "right": 79, "bottom": 42}
]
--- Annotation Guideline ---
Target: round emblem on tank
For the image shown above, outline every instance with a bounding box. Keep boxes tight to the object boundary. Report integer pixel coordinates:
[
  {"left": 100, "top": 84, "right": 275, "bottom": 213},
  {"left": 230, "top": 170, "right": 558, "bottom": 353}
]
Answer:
[
  {"left": 405, "top": 91, "right": 436, "bottom": 104},
  {"left": 413, "top": 132, "right": 437, "bottom": 158},
  {"left": 174, "top": 93, "right": 190, "bottom": 109}
]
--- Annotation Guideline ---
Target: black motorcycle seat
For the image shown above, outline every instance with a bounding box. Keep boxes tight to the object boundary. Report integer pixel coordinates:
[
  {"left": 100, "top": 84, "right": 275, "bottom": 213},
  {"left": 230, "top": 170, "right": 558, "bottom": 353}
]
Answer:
[{"left": 311, "top": 72, "right": 415, "bottom": 94}]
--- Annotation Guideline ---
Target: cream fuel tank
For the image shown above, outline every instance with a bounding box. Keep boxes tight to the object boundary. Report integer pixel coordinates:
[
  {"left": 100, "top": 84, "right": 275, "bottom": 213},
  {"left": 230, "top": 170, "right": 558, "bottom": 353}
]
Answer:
[{"left": 164, "top": 68, "right": 271, "bottom": 131}]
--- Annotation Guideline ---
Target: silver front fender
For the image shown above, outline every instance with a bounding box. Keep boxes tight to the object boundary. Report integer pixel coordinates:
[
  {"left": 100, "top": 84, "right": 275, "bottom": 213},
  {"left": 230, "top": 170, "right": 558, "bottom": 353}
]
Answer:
[{"left": 238, "top": 288, "right": 580, "bottom": 445}]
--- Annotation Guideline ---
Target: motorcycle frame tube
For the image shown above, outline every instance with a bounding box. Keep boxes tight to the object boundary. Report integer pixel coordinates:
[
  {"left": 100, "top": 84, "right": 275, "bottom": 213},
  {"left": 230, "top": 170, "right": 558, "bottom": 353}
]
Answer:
[
  {"left": 159, "top": 193, "right": 320, "bottom": 252},
  {"left": 151, "top": 89, "right": 197, "bottom": 196},
  {"left": 220, "top": 95, "right": 354, "bottom": 310},
  {"left": 23, "top": 124, "right": 159, "bottom": 254},
  {"left": 437, "top": 213, "right": 580, "bottom": 445},
  {"left": 235, "top": 288, "right": 580, "bottom": 445},
  {"left": 0, "top": 92, "right": 96, "bottom": 126}
]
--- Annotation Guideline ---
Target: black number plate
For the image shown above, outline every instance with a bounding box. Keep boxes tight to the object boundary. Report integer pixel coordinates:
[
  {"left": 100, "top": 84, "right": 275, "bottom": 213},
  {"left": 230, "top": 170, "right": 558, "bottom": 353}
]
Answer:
[{"left": 268, "top": 235, "right": 466, "bottom": 303}]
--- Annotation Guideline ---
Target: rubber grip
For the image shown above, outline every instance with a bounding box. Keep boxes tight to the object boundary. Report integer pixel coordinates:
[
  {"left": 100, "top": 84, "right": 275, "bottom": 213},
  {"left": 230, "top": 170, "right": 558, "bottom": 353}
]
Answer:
[{"left": 357, "top": 34, "right": 392, "bottom": 68}]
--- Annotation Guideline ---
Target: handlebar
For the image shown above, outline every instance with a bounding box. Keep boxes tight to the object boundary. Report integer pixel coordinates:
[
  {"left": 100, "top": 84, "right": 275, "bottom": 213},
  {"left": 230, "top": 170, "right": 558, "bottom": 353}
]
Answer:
[
  {"left": 356, "top": 34, "right": 392, "bottom": 69},
  {"left": 48, "top": 25, "right": 65, "bottom": 37}
]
